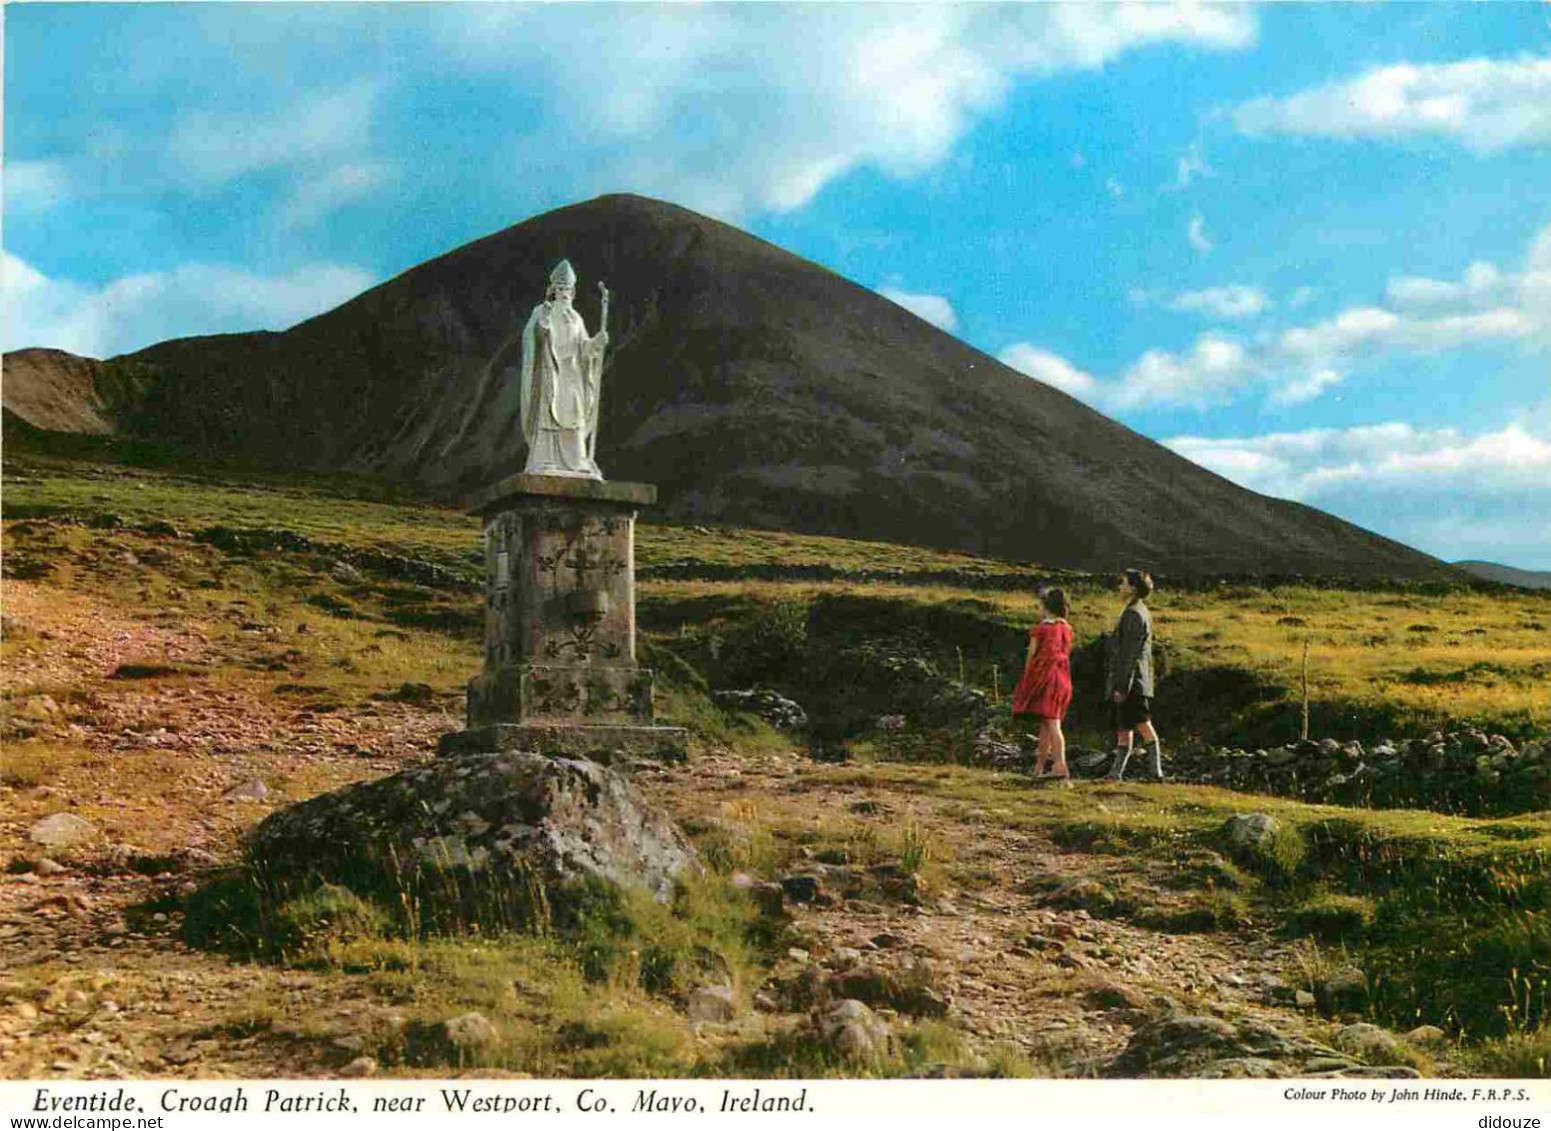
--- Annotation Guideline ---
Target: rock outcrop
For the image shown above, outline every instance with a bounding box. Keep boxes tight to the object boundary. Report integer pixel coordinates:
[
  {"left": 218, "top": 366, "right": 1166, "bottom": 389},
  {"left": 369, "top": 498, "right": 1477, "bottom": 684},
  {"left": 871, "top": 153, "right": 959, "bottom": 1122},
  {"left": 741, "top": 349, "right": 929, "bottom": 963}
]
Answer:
[
  {"left": 249, "top": 751, "right": 698, "bottom": 927},
  {"left": 1106, "top": 1014, "right": 1420, "bottom": 1079}
]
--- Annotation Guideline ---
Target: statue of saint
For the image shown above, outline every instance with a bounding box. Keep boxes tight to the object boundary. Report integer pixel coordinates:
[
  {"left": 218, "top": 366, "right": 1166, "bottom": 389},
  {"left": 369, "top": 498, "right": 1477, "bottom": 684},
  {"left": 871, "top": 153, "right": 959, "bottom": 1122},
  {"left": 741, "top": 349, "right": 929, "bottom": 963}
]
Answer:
[{"left": 520, "top": 259, "right": 609, "bottom": 479}]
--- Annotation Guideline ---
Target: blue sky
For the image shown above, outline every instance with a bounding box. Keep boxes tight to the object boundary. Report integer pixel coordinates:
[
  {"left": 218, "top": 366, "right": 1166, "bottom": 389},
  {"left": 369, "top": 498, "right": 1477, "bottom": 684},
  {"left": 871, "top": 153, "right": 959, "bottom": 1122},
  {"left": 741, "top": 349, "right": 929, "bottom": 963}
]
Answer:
[{"left": 5, "top": 2, "right": 1549, "bottom": 568}]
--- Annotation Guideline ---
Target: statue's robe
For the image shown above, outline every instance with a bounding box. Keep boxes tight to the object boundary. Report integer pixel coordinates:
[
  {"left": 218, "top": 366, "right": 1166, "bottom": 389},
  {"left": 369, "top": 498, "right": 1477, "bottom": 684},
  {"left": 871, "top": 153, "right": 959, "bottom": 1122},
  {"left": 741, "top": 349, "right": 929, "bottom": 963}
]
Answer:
[{"left": 519, "top": 300, "right": 605, "bottom": 478}]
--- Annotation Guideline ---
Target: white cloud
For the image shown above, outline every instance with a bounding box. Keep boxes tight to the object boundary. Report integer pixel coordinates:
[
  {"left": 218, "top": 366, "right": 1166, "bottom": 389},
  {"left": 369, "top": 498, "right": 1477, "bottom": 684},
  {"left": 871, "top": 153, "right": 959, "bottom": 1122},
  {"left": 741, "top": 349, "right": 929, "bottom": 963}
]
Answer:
[
  {"left": 277, "top": 163, "right": 390, "bottom": 230},
  {"left": 168, "top": 82, "right": 382, "bottom": 186},
  {"left": 1113, "top": 333, "right": 1251, "bottom": 408},
  {"left": 1268, "top": 367, "right": 1343, "bottom": 407},
  {"left": 1387, "top": 262, "right": 1511, "bottom": 310},
  {"left": 1231, "top": 55, "right": 1551, "bottom": 152},
  {"left": 1017, "top": 220, "right": 1551, "bottom": 413},
  {"left": 878, "top": 287, "right": 959, "bottom": 333},
  {"left": 432, "top": 3, "right": 1256, "bottom": 218},
  {"left": 1168, "top": 285, "right": 1269, "bottom": 320},
  {"left": 2, "top": 251, "right": 375, "bottom": 358},
  {"left": 1187, "top": 215, "right": 1213, "bottom": 253},
  {"left": 998, "top": 344, "right": 1100, "bottom": 401},
  {"left": 4, "top": 160, "right": 71, "bottom": 215},
  {"left": 1173, "top": 144, "right": 1214, "bottom": 189},
  {"left": 1164, "top": 411, "right": 1551, "bottom": 567},
  {"left": 1278, "top": 304, "right": 1534, "bottom": 362},
  {"left": 1288, "top": 286, "right": 1318, "bottom": 310}
]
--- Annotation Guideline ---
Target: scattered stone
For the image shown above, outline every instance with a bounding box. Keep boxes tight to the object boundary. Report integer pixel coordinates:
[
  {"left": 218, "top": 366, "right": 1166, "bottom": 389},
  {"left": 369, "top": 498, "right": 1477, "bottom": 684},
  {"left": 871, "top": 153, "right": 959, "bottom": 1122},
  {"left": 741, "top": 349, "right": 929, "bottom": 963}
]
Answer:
[
  {"left": 750, "top": 882, "right": 785, "bottom": 918},
  {"left": 443, "top": 1012, "right": 498, "bottom": 1050},
  {"left": 1222, "top": 813, "right": 1280, "bottom": 852},
  {"left": 1294, "top": 990, "right": 1317, "bottom": 1011},
  {"left": 817, "top": 999, "right": 890, "bottom": 1062},
  {"left": 330, "top": 561, "right": 366, "bottom": 585},
  {"left": 712, "top": 689, "right": 808, "bottom": 730},
  {"left": 1315, "top": 968, "right": 1369, "bottom": 1016},
  {"left": 687, "top": 985, "right": 736, "bottom": 1023},
  {"left": 223, "top": 780, "right": 270, "bottom": 803},
  {"left": 1334, "top": 1023, "right": 1402, "bottom": 1062},
  {"left": 35, "top": 858, "right": 66, "bottom": 876},
  {"left": 29, "top": 814, "right": 98, "bottom": 850},
  {"left": 1403, "top": 1024, "right": 1447, "bottom": 1046},
  {"left": 1083, "top": 980, "right": 1150, "bottom": 1012},
  {"left": 340, "top": 1057, "right": 378, "bottom": 1078},
  {"left": 781, "top": 875, "right": 821, "bottom": 904}
]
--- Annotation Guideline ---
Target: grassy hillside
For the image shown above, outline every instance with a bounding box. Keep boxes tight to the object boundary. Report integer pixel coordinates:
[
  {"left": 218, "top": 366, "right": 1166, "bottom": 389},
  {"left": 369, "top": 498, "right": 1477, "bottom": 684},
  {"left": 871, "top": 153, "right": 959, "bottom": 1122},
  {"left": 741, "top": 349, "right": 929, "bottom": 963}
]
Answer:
[
  {"left": 7, "top": 443, "right": 1547, "bottom": 747},
  {"left": 3, "top": 446, "right": 1548, "bottom": 1079}
]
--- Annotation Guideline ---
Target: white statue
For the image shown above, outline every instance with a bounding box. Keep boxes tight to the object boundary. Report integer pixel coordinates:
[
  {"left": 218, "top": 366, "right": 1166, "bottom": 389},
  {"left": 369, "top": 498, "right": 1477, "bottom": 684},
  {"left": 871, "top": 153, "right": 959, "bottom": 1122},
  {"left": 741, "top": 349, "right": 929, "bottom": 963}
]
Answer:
[{"left": 520, "top": 259, "right": 609, "bottom": 479}]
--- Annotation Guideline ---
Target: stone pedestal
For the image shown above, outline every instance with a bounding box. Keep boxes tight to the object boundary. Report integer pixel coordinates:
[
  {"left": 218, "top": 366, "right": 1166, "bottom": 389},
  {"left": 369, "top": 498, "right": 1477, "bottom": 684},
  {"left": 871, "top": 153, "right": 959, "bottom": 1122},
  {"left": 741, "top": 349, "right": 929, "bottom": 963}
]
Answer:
[{"left": 437, "top": 473, "right": 687, "bottom": 762}]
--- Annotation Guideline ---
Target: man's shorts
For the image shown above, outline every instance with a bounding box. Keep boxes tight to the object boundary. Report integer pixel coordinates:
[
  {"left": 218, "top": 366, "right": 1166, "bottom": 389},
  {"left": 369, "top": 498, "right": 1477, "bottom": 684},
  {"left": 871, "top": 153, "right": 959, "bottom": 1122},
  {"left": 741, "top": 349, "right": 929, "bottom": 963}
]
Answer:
[{"left": 1112, "top": 691, "right": 1153, "bottom": 730}]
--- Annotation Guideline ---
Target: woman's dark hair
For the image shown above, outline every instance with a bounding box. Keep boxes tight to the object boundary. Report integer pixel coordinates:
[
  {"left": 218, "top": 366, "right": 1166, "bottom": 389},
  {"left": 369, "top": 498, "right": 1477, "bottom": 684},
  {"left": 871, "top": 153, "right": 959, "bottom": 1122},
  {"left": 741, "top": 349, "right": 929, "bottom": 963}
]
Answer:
[
  {"left": 1041, "top": 587, "right": 1069, "bottom": 617},
  {"left": 1123, "top": 569, "right": 1154, "bottom": 600}
]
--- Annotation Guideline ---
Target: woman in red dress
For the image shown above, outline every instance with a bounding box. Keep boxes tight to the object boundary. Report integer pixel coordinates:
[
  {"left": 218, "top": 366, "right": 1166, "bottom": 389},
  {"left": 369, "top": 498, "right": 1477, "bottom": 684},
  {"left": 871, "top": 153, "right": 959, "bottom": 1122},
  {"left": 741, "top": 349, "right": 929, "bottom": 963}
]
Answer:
[{"left": 1011, "top": 588, "right": 1074, "bottom": 783}]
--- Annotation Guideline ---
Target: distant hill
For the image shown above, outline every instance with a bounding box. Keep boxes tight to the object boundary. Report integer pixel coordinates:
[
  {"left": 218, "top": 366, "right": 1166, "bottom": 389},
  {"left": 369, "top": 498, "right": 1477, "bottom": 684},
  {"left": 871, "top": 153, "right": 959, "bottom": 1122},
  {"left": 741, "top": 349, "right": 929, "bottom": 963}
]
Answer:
[
  {"left": 2, "top": 348, "right": 113, "bottom": 435},
  {"left": 1, "top": 194, "right": 1453, "bottom": 579},
  {"left": 1454, "top": 561, "right": 1551, "bottom": 590}
]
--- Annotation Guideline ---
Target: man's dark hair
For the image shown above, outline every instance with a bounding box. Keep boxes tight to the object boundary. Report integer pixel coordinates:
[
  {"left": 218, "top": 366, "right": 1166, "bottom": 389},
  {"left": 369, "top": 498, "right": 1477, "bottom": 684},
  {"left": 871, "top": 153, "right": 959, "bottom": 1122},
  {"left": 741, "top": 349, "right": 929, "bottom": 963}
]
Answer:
[
  {"left": 1041, "top": 587, "right": 1069, "bottom": 617},
  {"left": 1123, "top": 569, "right": 1154, "bottom": 600}
]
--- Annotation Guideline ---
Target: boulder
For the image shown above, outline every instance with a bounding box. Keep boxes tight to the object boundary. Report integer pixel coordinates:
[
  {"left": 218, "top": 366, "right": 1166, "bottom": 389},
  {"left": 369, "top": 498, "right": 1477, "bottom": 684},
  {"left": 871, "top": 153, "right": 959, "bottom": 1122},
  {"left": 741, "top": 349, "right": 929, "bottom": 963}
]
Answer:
[
  {"left": 1403, "top": 1024, "right": 1447, "bottom": 1046},
  {"left": 1105, "top": 1014, "right": 1371, "bottom": 1078},
  {"left": 29, "top": 813, "right": 99, "bottom": 850},
  {"left": 1315, "top": 968, "right": 1369, "bottom": 1016},
  {"left": 687, "top": 985, "right": 736, "bottom": 1023},
  {"left": 817, "top": 999, "right": 891, "bottom": 1062},
  {"left": 248, "top": 751, "right": 698, "bottom": 926},
  {"left": 712, "top": 689, "right": 808, "bottom": 730},
  {"left": 443, "top": 1012, "right": 498, "bottom": 1050},
  {"left": 1334, "top": 1022, "right": 1402, "bottom": 1062},
  {"left": 1223, "top": 813, "right": 1280, "bottom": 851}
]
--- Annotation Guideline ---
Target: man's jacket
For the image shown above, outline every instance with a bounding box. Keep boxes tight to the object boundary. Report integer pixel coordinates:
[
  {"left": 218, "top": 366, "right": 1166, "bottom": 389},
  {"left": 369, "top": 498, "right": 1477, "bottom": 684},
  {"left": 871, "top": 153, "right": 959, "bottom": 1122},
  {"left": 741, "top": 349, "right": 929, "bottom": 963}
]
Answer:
[{"left": 1106, "top": 600, "right": 1154, "bottom": 698}]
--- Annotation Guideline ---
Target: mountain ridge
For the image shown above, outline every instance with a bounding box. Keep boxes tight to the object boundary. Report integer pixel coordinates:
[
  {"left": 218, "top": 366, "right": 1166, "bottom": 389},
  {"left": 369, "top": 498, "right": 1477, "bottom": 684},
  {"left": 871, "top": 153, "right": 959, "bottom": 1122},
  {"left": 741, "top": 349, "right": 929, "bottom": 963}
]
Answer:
[{"left": 3, "top": 193, "right": 1451, "bottom": 579}]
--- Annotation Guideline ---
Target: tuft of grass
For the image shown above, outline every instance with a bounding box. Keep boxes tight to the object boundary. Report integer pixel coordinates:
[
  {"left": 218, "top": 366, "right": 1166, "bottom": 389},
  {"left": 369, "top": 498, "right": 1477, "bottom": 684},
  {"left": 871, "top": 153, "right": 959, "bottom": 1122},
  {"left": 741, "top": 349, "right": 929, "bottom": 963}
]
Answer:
[
  {"left": 1467, "top": 1026, "right": 1551, "bottom": 1079},
  {"left": 1287, "top": 893, "right": 1376, "bottom": 942},
  {"left": 0, "top": 741, "right": 63, "bottom": 787}
]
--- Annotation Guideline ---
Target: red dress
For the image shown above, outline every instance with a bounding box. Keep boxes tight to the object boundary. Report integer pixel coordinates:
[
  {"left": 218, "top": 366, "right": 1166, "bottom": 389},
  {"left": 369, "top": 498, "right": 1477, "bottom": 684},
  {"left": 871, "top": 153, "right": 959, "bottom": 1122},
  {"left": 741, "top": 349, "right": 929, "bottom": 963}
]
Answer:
[{"left": 1011, "top": 619, "right": 1073, "bottom": 721}]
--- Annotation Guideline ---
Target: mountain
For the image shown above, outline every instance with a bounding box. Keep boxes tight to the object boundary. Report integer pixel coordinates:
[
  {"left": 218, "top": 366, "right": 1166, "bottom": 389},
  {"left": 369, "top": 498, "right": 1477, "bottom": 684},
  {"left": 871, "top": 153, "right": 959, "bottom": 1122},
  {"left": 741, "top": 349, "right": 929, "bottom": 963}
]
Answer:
[
  {"left": 2, "top": 194, "right": 1451, "bottom": 578},
  {"left": 1454, "top": 561, "right": 1551, "bottom": 590}
]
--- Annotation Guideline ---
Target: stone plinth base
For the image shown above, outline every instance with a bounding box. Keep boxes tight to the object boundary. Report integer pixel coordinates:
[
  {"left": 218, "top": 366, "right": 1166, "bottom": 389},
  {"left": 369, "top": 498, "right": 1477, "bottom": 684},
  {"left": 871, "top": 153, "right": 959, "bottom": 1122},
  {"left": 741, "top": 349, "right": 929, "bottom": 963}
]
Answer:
[
  {"left": 469, "top": 663, "right": 653, "bottom": 729},
  {"left": 438, "top": 722, "right": 689, "bottom": 764}
]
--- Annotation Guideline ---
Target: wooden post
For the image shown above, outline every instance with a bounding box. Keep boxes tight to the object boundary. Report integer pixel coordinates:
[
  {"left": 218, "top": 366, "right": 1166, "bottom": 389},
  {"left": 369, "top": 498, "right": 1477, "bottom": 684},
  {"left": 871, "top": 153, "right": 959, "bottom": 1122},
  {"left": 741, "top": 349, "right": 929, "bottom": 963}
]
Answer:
[
  {"left": 992, "top": 662, "right": 1002, "bottom": 707},
  {"left": 1300, "top": 638, "right": 1310, "bottom": 741}
]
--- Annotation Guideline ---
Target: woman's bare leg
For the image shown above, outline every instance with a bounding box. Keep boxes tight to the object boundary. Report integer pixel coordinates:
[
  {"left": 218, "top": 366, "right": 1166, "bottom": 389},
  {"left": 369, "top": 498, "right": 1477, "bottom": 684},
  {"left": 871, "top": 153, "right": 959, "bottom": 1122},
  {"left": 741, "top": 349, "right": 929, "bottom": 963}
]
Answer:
[{"left": 1047, "top": 719, "right": 1068, "bottom": 777}]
